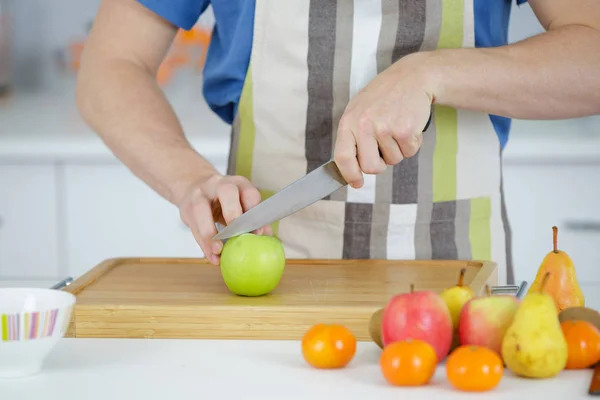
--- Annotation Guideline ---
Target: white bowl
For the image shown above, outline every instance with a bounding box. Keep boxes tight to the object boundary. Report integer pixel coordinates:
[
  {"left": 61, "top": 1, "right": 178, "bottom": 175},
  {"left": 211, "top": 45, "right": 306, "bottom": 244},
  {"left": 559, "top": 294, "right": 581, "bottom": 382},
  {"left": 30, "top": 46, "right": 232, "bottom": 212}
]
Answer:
[{"left": 0, "top": 288, "right": 76, "bottom": 378}]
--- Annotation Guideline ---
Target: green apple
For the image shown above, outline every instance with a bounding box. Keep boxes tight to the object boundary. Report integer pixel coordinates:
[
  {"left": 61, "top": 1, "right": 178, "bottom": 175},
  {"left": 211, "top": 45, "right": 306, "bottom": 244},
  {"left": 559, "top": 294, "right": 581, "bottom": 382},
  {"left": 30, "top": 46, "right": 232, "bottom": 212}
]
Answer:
[{"left": 219, "top": 233, "right": 286, "bottom": 297}]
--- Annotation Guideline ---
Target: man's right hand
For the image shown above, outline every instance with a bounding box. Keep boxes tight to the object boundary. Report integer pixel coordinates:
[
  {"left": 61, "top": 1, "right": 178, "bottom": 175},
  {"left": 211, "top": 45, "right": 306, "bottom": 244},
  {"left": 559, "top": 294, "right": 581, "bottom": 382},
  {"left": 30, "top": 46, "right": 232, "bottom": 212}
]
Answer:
[{"left": 178, "top": 174, "right": 272, "bottom": 265}]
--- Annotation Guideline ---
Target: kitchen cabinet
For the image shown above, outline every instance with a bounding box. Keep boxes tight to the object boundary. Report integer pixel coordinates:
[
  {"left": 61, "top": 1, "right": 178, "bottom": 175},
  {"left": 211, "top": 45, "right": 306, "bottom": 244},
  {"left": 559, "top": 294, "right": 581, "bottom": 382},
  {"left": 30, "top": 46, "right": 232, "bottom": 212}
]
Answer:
[
  {"left": 503, "top": 164, "right": 600, "bottom": 285},
  {"left": 0, "top": 165, "right": 60, "bottom": 279}
]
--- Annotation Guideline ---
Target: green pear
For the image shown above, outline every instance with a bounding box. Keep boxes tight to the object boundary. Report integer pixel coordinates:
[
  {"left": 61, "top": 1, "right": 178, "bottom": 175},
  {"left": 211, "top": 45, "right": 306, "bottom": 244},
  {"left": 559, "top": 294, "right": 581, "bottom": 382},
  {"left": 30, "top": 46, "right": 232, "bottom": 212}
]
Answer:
[{"left": 501, "top": 272, "right": 568, "bottom": 378}]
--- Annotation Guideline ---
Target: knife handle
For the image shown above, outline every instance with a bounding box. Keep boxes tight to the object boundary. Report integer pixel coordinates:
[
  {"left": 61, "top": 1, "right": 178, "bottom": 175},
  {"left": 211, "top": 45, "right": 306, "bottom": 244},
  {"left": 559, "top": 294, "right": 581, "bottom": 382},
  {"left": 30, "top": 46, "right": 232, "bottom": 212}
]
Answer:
[{"left": 377, "top": 112, "right": 432, "bottom": 159}]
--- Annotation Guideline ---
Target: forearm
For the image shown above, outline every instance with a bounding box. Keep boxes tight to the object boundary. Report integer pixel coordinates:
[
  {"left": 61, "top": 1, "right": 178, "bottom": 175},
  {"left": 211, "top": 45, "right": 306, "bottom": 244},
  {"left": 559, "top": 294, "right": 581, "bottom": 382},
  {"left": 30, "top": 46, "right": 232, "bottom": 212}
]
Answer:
[
  {"left": 421, "top": 24, "right": 600, "bottom": 120},
  {"left": 76, "top": 60, "right": 220, "bottom": 205}
]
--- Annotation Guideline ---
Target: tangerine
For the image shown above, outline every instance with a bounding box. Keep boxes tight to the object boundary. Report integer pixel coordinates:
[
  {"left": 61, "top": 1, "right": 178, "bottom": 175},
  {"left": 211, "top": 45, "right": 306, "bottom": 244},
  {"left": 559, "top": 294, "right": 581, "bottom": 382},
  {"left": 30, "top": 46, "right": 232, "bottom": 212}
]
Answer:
[
  {"left": 446, "top": 345, "right": 503, "bottom": 392},
  {"left": 301, "top": 324, "right": 356, "bottom": 369},
  {"left": 561, "top": 320, "right": 600, "bottom": 369},
  {"left": 379, "top": 339, "right": 438, "bottom": 386}
]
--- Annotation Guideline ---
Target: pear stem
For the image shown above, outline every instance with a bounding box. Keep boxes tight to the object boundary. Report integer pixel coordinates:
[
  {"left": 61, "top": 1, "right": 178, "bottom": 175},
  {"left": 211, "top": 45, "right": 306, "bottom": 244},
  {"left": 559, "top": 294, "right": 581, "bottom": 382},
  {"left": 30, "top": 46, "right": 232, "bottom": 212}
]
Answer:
[
  {"left": 540, "top": 272, "right": 551, "bottom": 293},
  {"left": 457, "top": 268, "right": 466, "bottom": 287},
  {"left": 410, "top": 284, "right": 414, "bottom": 293},
  {"left": 552, "top": 226, "right": 558, "bottom": 253},
  {"left": 485, "top": 285, "right": 491, "bottom": 297}
]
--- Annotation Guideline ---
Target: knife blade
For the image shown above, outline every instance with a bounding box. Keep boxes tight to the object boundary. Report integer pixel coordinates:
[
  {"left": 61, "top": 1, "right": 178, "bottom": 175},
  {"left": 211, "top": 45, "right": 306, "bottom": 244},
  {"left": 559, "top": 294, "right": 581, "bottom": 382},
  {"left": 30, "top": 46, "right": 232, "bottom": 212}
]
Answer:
[{"left": 212, "top": 160, "right": 347, "bottom": 241}]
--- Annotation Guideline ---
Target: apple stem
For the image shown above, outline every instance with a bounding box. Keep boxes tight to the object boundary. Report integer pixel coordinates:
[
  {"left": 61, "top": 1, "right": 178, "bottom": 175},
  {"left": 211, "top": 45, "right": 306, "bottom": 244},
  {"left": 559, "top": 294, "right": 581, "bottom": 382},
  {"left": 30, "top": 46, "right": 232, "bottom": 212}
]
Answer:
[
  {"left": 410, "top": 284, "right": 414, "bottom": 293},
  {"left": 485, "top": 285, "right": 491, "bottom": 297},
  {"left": 540, "top": 272, "right": 551, "bottom": 293},
  {"left": 552, "top": 226, "right": 558, "bottom": 253},
  {"left": 458, "top": 268, "right": 466, "bottom": 287}
]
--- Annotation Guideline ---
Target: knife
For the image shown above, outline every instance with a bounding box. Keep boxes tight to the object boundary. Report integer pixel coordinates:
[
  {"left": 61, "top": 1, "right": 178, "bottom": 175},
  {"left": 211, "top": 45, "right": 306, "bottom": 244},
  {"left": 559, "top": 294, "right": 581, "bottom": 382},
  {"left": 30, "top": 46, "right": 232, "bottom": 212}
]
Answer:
[
  {"left": 212, "top": 160, "right": 347, "bottom": 241},
  {"left": 212, "top": 113, "right": 433, "bottom": 241}
]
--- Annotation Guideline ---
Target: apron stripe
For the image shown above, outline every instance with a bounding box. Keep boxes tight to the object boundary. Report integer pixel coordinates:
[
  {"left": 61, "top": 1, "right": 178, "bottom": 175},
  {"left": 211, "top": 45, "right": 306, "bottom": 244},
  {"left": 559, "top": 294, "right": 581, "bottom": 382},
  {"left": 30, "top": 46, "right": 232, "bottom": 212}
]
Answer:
[
  {"left": 227, "top": 113, "right": 241, "bottom": 175},
  {"left": 431, "top": 201, "right": 459, "bottom": 259},
  {"left": 377, "top": 0, "right": 400, "bottom": 71},
  {"left": 413, "top": 0, "right": 442, "bottom": 260},
  {"left": 420, "top": 0, "right": 443, "bottom": 51},
  {"left": 343, "top": 0, "right": 382, "bottom": 256},
  {"left": 490, "top": 193, "right": 507, "bottom": 285},
  {"left": 343, "top": 203, "right": 373, "bottom": 259},
  {"left": 330, "top": 0, "right": 354, "bottom": 202},
  {"left": 414, "top": 107, "right": 437, "bottom": 260},
  {"left": 390, "top": 0, "right": 427, "bottom": 205},
  {"left": 370, "top": 177, "right": 392, "bottom": 258},
  {"left": 387, "top": 204, "right": 418, "bottom": 259},
  {"left": 455, "top": 199, "right": 472, "bottom": 259},
  {"left": 392, "top": 0, "right": 427, "bottom": 61},
  {"left": 432, "top": 105, "right": 458, "bottom": 202},
  {"left": 234, "top": 65, "right": 256, "bottom": 180},
  {"left": 250, "top": 1, "right": 310, "bottom": 190},
  {"left": 305, "top": 0, "right": 337, "bottom": 175},
  {"left": 438, "top": 0, "right": 464, "bottom": 49},
  {"left": 469, "top": 196, "right": 492, "bottom": 260},
  {"left": 462, "top": 0, "right": 475, "bottom": 48},
  {"left": 348, "top": 0, "right": 382, "bottom": 99},
  {"left": 500, "top": 160, "right": 515, "bottom": 284},
  {"left": 369, "top": 0, "right": 398, "bottom": 258}
]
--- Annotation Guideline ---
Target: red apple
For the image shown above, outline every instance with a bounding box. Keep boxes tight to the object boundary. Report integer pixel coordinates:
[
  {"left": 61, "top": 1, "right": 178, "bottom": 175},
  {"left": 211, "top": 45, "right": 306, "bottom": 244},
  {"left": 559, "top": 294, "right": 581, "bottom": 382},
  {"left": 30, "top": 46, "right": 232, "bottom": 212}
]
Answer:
[
  {"left": 458, "top": 288, "right": 519, "bottom": 356},
  {"left": 381, "top": 284, "right": 453, "bottom": 362}
]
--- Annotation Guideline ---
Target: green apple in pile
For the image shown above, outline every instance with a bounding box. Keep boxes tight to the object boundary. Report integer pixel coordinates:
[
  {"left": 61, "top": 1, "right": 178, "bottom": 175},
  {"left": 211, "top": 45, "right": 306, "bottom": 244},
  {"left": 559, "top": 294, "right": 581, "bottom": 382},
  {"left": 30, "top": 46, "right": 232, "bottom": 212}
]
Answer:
[{"left": 219, "top": 233, "right": 286, "bottom": 297}]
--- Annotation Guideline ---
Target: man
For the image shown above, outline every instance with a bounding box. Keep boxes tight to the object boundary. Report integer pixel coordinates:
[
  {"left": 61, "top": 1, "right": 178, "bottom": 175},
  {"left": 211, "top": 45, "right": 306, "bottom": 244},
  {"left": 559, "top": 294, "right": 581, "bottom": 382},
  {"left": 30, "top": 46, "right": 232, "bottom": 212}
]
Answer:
[{"left": 76, "top": 0, "right": 600, "bottom": 286}]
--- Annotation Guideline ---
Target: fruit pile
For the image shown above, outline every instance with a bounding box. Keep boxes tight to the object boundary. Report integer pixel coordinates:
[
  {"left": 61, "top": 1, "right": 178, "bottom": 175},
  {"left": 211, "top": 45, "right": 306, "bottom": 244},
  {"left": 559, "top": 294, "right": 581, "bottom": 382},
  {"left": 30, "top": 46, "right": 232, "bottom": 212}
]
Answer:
[{"left": 301, "top": 226, "right": 600, "bottom": 392}]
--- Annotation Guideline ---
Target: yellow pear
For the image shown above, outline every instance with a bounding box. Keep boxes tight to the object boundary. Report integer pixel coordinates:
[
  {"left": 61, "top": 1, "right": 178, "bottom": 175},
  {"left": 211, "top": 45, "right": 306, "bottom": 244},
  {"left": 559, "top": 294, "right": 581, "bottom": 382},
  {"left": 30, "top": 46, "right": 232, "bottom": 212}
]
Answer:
[
  {"left": 502, "top": 272, "right": 568, "bottom": 378},
  {"left": 440, "top": 268, "right": 475, "bottom": 350},
  {"left": 527, "top": 226, "right": 584, "bottom": 313}
]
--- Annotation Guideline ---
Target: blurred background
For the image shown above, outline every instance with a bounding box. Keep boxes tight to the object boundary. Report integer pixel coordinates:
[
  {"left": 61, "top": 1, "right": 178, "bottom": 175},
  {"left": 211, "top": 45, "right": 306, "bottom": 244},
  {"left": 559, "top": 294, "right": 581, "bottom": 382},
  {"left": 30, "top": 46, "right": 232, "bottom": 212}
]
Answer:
[{"left": 0, "top": 1, "right": 598, "bottom": 296}]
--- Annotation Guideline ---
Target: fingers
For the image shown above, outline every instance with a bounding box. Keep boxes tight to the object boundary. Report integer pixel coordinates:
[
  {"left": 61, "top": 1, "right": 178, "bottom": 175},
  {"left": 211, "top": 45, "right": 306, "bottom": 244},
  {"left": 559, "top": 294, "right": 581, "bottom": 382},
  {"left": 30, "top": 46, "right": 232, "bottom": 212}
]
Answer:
[
  {"left": 226, "top": 176, "right": 271, "bottom": 235},
  {"left": 232, "top": 176, "right": 262, "bottom": 212},
  {"left": 189, "top": 196, "right": 221, "bottom": 265},
  {"left": 377, "top": 130, "right": 404, "bottom": 165},
  {"left": 355, "top": 116, "right": 387, "bottom": 175},
  {"left": 391, "top": 118, "right": 423, "bottom": 158},
  {"left": 334, "top": 122, "right": 364, "bottom": 188},
  {"left": 216, "top": 181, "right": 244, "bottom": 225}
]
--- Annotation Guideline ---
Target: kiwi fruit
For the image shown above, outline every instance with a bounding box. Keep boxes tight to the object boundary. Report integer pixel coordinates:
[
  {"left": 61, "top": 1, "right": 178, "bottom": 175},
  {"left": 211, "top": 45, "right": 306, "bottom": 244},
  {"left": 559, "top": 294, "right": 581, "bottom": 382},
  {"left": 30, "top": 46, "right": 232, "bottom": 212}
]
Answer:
[
  {"left": 558, "top": 306, "right": 600, "bottom": 331},
  {"left": 369, "top": 308, "right": 384, "bottom": 349}
]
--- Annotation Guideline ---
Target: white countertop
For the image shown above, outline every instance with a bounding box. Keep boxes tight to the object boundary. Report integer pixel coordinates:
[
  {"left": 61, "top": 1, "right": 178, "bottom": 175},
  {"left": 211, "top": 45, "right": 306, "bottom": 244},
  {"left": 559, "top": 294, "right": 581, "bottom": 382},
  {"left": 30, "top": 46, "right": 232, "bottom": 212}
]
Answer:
[
  {"left": 0, "top": 338, "right": 595, "bottom": 400},
  {"left": 1, "top": 82, "right": 600, "bottom": 164},
  {"left": 0, "top": 279, "right": 598, "bottom": 399}
]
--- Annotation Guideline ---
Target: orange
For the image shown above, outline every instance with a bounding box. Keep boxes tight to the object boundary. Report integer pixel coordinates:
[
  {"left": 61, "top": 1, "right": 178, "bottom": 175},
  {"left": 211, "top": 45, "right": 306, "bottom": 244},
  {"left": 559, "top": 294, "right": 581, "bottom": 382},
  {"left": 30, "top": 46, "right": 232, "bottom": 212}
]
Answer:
[
  {"left": 561, "top": 320, "right": 600, "bottom": 369},
  {"left": 301, "top": 324, "right": 356, "bottom": 369},
  {"left": 446, "top": 345, "right": 503, "bottom": 392},
  {"left": 379, "top": 339, "right": 437, "bottom": 386}
]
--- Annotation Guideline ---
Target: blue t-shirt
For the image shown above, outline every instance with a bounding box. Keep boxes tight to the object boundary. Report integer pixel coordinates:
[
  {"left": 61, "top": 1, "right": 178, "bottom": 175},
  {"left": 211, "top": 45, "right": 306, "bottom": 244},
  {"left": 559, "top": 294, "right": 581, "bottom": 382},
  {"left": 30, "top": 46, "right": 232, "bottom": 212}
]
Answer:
[{"left": 138, "top": 0, "right": 527, "bottom": 149}]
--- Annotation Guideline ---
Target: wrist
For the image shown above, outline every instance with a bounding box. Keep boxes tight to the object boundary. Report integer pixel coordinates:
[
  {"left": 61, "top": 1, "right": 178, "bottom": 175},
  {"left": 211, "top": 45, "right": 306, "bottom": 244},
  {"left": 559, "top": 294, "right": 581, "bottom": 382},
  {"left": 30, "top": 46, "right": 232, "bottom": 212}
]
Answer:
[
  {"left": 393, "top": 50, "right": 449, "bottom": 106},
  {"left": 166, "top": 151, "right": 223, "bottom": 207}
]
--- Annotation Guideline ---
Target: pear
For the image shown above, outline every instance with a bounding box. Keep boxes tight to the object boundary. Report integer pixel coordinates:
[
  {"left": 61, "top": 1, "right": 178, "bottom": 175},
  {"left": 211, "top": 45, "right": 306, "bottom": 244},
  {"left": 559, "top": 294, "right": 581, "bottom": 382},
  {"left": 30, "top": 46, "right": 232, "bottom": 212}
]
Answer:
[
  {"left": 527, "top": 226, "right": 584, "bottom": 313},
  {"left": 502, "top": 272, "right": 568, "bottom": 379},
  {"left": 440, "top": 268, "right": 475, "bottom": 350}
]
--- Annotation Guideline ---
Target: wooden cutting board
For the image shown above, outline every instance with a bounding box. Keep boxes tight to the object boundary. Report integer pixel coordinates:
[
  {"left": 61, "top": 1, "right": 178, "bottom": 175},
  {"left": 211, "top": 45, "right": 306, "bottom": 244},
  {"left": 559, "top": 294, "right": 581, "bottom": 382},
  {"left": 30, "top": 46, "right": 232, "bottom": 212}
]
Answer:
[{"left": 62, "top": 258, "right": 497, "bottom": 341}]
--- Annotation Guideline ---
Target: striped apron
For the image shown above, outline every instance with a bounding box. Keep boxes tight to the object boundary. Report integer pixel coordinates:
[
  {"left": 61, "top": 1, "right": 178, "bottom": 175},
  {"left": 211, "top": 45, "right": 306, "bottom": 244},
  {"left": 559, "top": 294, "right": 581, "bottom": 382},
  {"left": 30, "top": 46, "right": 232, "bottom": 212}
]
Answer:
[{"left": 227, "top": 0, "right": 514, "bottom": 286}]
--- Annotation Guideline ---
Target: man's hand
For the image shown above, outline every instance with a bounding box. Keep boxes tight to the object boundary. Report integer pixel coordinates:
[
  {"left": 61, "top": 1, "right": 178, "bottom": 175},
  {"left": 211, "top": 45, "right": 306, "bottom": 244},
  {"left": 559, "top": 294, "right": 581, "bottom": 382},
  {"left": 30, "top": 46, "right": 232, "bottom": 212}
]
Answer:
[
  {"left": 178, "top": 174, "right": 272, "bottom": 265},
  {"left": 333, "top": 54, "right": 436, "bottom": 188}
]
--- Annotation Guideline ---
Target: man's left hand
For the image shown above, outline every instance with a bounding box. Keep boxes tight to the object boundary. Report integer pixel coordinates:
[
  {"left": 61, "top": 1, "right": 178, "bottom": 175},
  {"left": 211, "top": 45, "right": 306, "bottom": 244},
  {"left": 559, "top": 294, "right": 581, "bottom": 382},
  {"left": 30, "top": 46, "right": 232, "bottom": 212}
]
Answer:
[{"left": 333, "top": 53, "right": 437, "bottom": 189}]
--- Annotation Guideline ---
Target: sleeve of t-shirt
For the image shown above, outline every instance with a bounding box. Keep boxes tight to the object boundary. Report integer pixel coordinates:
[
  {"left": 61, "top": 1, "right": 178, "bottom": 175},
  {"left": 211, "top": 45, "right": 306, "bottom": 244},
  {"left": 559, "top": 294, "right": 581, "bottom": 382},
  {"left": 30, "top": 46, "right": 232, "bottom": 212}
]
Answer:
[{"left": 137, "top": 0, "right": 210, "bottom": 30}]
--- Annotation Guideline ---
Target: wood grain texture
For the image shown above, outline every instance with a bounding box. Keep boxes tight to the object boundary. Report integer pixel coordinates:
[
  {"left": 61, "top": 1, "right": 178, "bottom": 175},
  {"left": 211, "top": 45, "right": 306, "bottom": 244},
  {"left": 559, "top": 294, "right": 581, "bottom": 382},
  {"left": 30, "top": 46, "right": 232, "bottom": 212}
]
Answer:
[{"left": 63, "top": 258, "right": 497, "bottom": 341}]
